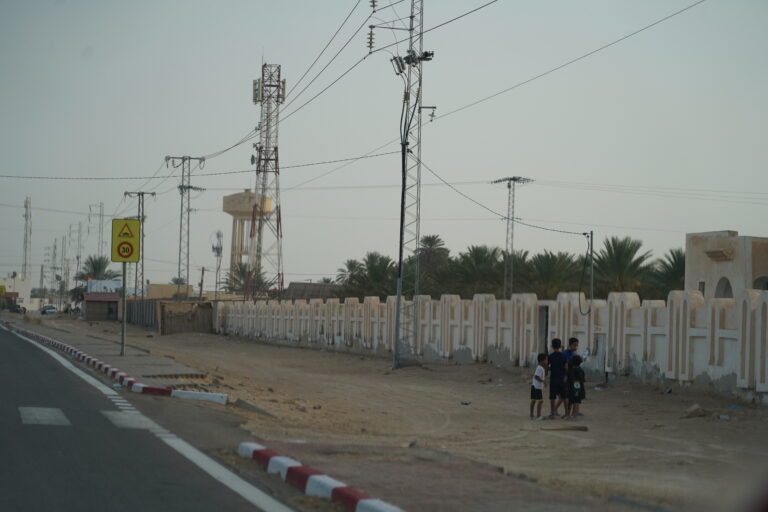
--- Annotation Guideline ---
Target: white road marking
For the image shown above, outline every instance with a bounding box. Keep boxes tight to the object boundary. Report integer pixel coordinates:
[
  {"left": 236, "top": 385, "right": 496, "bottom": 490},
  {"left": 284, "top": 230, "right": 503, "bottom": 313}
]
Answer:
[
  {"left": 3, "top": 324, "right": 295, "bottom": 512},
  {"left": 101, "top": 410, "right": 167, "bottom": 432},
  {"left": 19, "top": 407, "right": 71, "bottom": 426},
  {"left": 163, "top": 436, "right": 294, "bottom": 512}
]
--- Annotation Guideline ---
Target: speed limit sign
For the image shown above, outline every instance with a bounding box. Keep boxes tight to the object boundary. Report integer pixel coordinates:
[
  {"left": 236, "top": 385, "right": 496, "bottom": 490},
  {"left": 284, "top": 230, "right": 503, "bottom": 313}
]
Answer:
[{"left": 111, "top": 219, "right": 141, "bottom": 263}]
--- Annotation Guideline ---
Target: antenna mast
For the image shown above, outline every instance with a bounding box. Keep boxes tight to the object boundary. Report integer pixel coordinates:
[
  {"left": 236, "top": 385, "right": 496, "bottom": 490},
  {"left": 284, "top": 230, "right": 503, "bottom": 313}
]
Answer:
[{"left": 247, "top": 63, "right": 286, "bottom": 299}]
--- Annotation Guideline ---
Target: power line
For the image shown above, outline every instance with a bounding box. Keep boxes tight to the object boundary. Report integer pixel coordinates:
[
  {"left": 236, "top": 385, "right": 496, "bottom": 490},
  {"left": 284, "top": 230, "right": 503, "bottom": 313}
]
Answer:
[
  {"left": 282, "top": 3, "right": 372, "bottom": 112},
  {"left": 201, "top": 128, "right": 259, "bottom": 160},
  {"left": 435, "top": 0, "right": 708, "bottom": 121},
  {"left": 0, "top": 151, "right": 398, "bottom": 182},
  {"left": 370, "top": 0, "right": 499, "bottom": 56},
  {"left": 418, "top": 158, "right": 586, "bottom": 236},
  {"left": 287, "top": 1, "right": 362, "bottom": 100},
  {"left": 277, "top": 1, "right": 708, "bottom": 190}
]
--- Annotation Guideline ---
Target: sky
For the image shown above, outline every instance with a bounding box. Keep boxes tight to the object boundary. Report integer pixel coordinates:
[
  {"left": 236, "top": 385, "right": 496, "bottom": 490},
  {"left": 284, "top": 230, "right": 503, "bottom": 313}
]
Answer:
[{"left": 1, "top": 0, "right": 766, "bottom": 290}]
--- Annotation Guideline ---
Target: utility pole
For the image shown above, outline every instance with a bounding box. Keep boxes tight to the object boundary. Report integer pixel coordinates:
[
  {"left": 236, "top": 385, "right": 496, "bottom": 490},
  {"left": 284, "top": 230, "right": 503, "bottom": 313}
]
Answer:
[
  {"left": 199, "top": 267, "right": 205, "bottom": 299},
  {"left": 76, "top": 221, "right": 83, "bottom": 289},
  {"left": 22, "top": 197, "right": 32, "bottom": 280},
  {"left": 492, "top": 176, "right": 533, "bottom": 300},
  {"left": 212, "top": 230, "right": 223, "bottom": 301},
  {"left": 89, "top": 202, "right": 105, "bottom": 258},
  {"left": 166, "top": 156, "right": 205, "bottom": 298},
  {"left": 124, "top": 191, "right": 155, "bottom": 298},
  {"left": 372, "top": 0, "right": 433, "bottom": 369},
  {"left": 60, "top": 234, "right": 67, "bottom": 309},
  {"left": 247, "top": 63, "right": 286, "bottom": 300}
]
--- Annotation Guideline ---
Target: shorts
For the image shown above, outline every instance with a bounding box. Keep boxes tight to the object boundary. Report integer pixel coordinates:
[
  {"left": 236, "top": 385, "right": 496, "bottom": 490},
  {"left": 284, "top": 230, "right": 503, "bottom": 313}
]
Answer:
[
  {"left": 530, "top": 386, "right": 543, "bottom": 401},
  {"left": 549, "top": 381, "right": 566, "bottom": 400}
]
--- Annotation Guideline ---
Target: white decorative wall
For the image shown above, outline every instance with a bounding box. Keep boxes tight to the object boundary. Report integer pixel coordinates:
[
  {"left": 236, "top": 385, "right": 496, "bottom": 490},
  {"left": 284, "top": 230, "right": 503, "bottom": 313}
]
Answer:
[{"left": 216, "top": 289, "right": 768, "bottom": 401}]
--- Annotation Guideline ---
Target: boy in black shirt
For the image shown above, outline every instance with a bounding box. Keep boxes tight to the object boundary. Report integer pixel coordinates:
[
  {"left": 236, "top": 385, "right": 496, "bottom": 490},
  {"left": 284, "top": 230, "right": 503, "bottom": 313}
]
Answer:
[
  {"left": 565, "top": 355, "right": 586, "bottom": 419},
  {"left": 548, "top": 338, "right": 567, "bottom": 419}
]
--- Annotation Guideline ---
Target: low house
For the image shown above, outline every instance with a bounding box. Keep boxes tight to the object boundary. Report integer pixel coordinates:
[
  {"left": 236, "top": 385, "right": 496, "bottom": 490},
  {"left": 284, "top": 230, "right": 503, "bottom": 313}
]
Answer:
[
  {"left": 283, "top": 281, "right": 340, "bottom": 300},
  {"left": 83, "top": 292, "right": 119, "bottom": 321}
]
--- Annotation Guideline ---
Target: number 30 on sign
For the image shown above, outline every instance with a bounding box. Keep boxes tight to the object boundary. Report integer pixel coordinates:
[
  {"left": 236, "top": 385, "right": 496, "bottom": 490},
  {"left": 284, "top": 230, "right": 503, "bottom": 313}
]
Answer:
[{"left": 111, "top": 219, "right": 141, "bottom": 263}]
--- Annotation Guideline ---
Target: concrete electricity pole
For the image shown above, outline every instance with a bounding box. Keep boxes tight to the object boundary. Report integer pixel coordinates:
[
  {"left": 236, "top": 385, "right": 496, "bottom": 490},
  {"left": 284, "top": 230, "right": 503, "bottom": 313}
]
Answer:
[{"left": 492, "top": 176, "right": 533, "bottom": 300}]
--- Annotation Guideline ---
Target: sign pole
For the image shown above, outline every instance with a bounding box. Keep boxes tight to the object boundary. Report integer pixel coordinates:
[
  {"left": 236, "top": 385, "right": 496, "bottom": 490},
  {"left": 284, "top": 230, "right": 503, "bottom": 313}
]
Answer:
[
  {"left": 112, "top": 218, "right": 140, "bottom": 357},
  {"left": 121, "top": 261, "right": 126, "bottom": 356}
]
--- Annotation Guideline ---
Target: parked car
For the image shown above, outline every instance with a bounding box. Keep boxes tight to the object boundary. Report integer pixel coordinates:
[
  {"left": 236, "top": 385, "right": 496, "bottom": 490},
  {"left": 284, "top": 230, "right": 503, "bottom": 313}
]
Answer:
[
  {"left": 40, "top": 305, "right": 57, "bottom": 315},
  {"left": 9, "top": 304, "right": 26, "bottom": 314}
]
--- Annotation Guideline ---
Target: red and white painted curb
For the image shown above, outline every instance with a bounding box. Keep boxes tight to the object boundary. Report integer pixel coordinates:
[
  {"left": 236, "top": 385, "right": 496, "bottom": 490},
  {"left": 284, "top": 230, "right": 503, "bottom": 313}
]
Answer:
[
  {"left": 237, "top": 441, "right": 404, "bottom": 512},
  {"left": 1, "top": 321, "right": 228, "bottom": 405}
]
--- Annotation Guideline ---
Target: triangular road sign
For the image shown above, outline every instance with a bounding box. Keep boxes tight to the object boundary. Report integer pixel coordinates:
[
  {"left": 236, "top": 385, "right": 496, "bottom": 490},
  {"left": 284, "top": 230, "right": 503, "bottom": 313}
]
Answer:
[{"left": 118, "top": 223, "right": 134, "bottom": 238}]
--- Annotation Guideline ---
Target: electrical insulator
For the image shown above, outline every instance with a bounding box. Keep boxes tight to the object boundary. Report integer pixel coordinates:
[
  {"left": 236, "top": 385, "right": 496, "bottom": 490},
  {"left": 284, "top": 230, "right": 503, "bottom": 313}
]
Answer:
[
  {"left": 367, "top": 27, "right": 375, "bottom": 51},
  {"left": 370, "top": 0, "right": 377, "bottom": 9}
]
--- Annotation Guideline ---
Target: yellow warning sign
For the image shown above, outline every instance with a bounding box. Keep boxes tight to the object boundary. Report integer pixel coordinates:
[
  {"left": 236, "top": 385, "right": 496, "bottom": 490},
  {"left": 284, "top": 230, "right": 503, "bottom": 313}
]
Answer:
[{"left": 111, "top": 219, "right": 141, "bottom": 263}]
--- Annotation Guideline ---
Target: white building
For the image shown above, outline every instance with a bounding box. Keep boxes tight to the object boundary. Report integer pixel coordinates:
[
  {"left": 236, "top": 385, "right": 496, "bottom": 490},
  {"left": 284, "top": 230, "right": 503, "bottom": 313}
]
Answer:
[
  {"left": 685, "top": 230, "right": 768, "bottom": 299},
  {"left": 0, "top": 275, "right": 32, "bottom": 307}
]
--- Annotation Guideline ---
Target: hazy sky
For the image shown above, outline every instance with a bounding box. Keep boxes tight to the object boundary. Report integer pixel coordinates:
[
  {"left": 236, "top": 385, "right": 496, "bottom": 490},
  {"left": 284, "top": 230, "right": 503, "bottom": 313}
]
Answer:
[{"left": 1, "top": 0, "right": 766, "bottom": 289}]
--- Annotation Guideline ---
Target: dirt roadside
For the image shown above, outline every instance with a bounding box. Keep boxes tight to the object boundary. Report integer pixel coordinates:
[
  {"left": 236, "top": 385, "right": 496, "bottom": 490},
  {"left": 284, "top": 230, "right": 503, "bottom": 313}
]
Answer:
[{"left": 15, "top": 313, "right": 768, "bottom": 512}]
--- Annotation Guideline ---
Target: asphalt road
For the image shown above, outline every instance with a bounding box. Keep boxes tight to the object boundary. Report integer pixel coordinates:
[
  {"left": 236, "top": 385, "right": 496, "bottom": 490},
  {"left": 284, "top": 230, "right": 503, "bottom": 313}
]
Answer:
[{"left": 0, "top": 326, "right": 293, "bottom": 512}]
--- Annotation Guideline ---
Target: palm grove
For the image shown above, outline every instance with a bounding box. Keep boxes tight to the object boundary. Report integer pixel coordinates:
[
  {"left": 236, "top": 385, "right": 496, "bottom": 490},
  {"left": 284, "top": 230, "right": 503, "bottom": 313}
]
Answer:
[
  {"left": 55, "top": 236, "right": 684, "bottom": 302},
  {"left": 335, "top": 235, "right": 685, "bottom": 302}
]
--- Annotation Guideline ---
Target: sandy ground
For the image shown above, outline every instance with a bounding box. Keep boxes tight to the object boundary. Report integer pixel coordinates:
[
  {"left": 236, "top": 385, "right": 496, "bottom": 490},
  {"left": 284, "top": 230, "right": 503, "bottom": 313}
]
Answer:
[{"left": 22, "top": 314, "right": 768, "bottom": 512}]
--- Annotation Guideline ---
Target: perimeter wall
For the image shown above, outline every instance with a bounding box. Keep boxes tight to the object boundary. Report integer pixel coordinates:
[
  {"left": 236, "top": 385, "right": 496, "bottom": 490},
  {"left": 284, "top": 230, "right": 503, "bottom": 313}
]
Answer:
[{"left": 216, "top": 289, "right": 768, "bottom": 402}]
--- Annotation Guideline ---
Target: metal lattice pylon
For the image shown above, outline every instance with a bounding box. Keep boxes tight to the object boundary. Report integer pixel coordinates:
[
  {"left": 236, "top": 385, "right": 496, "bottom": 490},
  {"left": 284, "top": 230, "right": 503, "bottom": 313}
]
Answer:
[
  {"left": 390, "top": 0, "right": 432, "bottom": 368},
  {"left": 247, "top": 63, "right": 286, "bottom": 299},
  {"left": 167, "top": 156, "right": 205, "bottom": 296}
]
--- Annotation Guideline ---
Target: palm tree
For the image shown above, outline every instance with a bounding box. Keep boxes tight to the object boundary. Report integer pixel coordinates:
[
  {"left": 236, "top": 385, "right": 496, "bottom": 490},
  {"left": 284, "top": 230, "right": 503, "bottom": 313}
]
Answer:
[
  {"left": 224, "top": 262, "right": 265, "bottom": 295},
  {"left": 75, "top": 255, "right": 121, "bottom": 281},
  {"left": 594, "top": 236, "right": 652, "bottom": 296},
  {"left": 451, "top": 245, "right": 504, "bottom": 298},
  {"left": 358, "top": 252, "right": 397, "bottom": 299},
  {"left": 501, "top": 249, "right": 531, "bottom": 298},
  {"left": 527, "top": 251, "right": 580, "bottom": 300},
  {"left": 337, "top": 253, "right": 396, "bottom": 299},
  {"left": 335, "top": 259, "right": 363, "bottom": 285},
  {"left": 648, "top": 248, "right": 685, "bottom": 298},
  {"left": 414, "top": 234, "right": 451, "bottom": 297}
]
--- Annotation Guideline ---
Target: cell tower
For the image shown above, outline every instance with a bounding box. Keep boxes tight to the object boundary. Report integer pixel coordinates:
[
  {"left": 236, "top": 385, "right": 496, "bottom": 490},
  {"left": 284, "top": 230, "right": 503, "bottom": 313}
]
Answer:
[
  {"left": 246, "top": 63, "right": 286, "bottom": 299},
  {"left": 22, "top": 197, "right": 31, "bottom": 280}
]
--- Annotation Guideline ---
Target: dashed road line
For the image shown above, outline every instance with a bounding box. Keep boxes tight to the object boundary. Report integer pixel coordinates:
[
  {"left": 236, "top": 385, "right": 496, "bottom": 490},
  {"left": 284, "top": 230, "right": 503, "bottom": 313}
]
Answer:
[{"left": 18, "top": 406, "right": 71, "bottom": 426}]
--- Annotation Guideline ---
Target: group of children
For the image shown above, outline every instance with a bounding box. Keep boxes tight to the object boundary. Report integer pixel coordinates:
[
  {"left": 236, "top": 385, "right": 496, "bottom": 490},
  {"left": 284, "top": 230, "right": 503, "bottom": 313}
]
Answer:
[{"left": 530, "top": 337, "right": 586, "bottom": 420}]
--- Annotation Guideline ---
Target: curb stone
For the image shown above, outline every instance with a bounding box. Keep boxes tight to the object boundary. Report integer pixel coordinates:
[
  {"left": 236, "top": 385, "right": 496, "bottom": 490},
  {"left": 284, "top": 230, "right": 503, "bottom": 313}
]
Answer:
[
  {"left": 0, "top": 320, "right": 228, "bottom": 405},
  {"left": 236, "top": 441, "right": 404, "bottom": 512}
]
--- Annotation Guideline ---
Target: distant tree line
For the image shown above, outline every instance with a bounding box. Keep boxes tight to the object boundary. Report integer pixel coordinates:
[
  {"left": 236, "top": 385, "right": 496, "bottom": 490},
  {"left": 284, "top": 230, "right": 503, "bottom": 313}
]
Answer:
[{"left": 335, "top": 235, "right": 685, "bottom": 302}]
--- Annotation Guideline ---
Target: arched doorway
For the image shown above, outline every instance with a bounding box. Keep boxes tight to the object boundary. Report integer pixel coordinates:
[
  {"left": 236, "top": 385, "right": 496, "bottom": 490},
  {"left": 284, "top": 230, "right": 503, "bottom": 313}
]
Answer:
[
  {"left": 754, "top": 276, "right": 768, "bottom": 291},
  {"left": 715, "top": 277, "right": 733, "bottom": 298}
]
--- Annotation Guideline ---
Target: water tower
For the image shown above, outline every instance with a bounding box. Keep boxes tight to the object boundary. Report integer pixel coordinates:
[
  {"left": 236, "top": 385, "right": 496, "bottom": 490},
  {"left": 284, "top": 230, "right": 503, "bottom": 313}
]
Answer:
[{"left": 223, "top": 189, "right": 272, "bottom": 277}]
